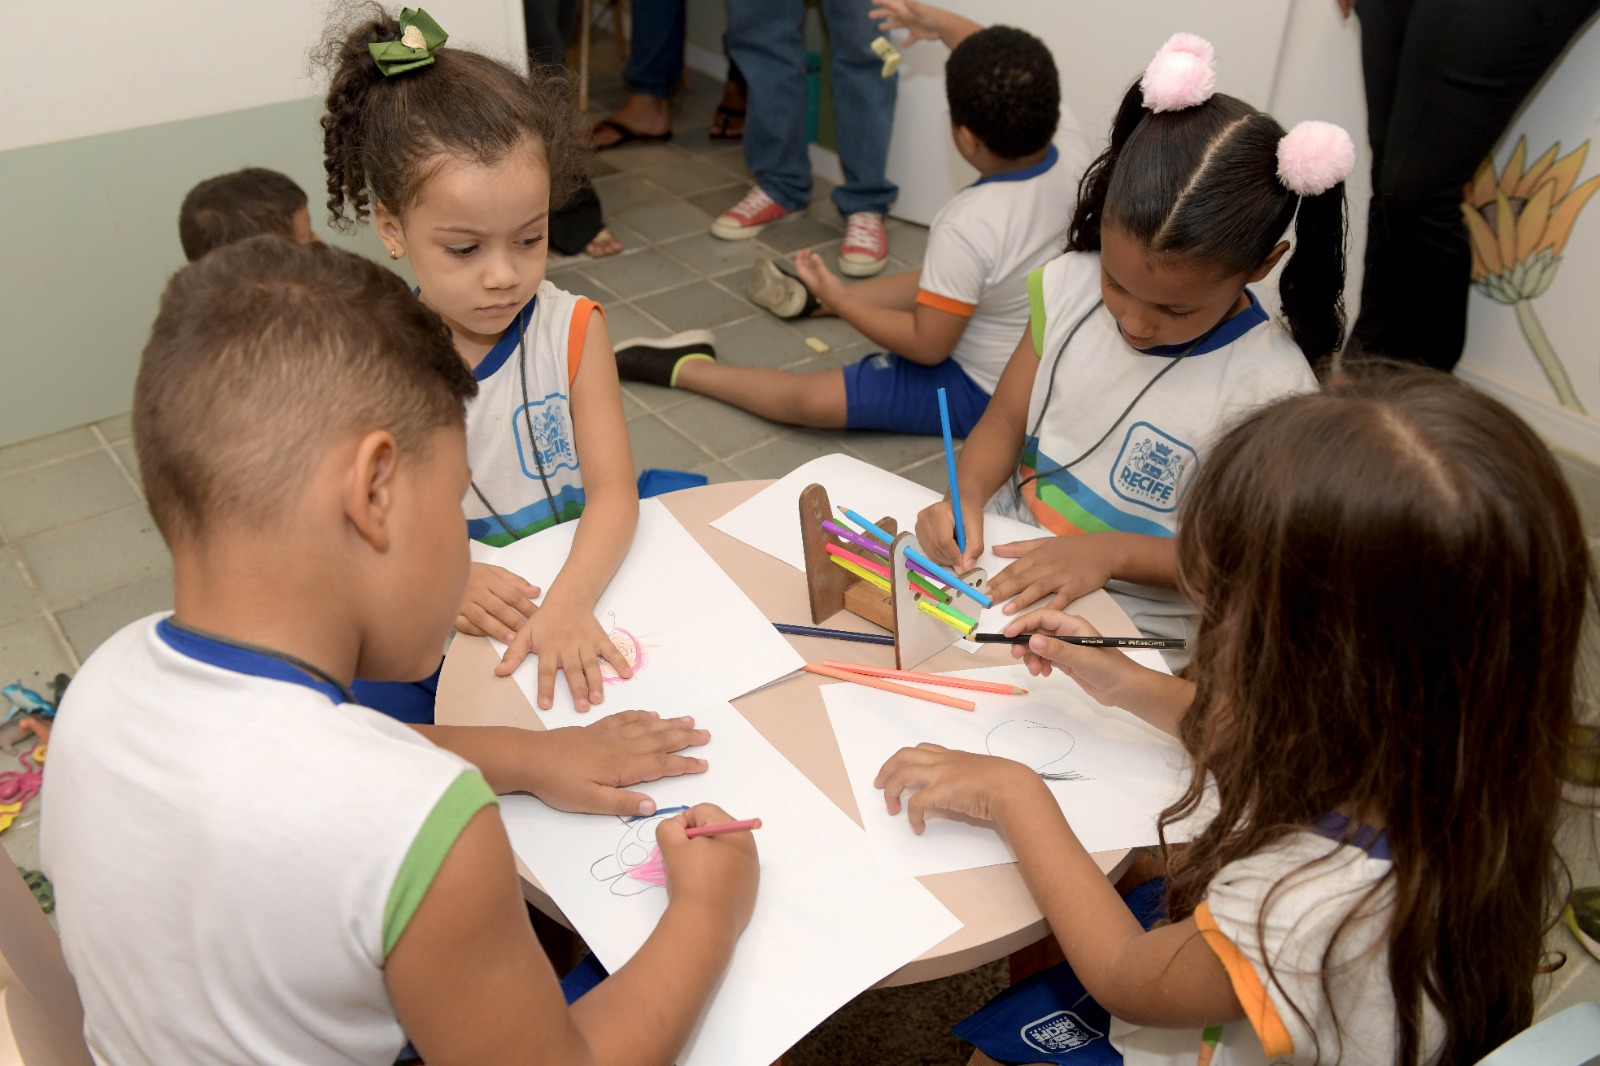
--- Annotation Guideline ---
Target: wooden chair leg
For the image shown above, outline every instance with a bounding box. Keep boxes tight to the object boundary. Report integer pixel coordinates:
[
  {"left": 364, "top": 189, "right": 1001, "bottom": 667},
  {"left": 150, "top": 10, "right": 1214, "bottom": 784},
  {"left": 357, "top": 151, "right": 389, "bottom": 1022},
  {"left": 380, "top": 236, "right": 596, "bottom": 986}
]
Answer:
[{"left": 576, "top": 0, "right": 592, "bottom": 113}]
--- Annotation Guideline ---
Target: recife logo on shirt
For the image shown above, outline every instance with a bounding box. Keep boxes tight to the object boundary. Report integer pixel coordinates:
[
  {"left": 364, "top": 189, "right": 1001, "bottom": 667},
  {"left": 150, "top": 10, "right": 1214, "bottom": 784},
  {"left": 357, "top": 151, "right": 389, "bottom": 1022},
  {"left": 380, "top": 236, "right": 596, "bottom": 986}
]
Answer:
[
  {"left": 1021, "top": 1010, "right": 1105, "bottom": 1054},
  {"left": 513, "top": 393, "right": 580, "bottom": 479},
  {"left": 1111, "top": 421, "right": 1196, "bottom": 513}
]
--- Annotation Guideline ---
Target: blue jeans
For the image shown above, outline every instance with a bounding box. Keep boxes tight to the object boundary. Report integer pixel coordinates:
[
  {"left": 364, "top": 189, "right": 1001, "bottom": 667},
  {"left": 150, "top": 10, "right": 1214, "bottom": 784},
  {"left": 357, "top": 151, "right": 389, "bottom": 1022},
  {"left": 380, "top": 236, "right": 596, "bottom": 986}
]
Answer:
[
  {"left": 623, "top": 0, "right": 686, "bottom": 98},
  {"left": 726, "top": 0, "right": 898, "bottom": 216}
]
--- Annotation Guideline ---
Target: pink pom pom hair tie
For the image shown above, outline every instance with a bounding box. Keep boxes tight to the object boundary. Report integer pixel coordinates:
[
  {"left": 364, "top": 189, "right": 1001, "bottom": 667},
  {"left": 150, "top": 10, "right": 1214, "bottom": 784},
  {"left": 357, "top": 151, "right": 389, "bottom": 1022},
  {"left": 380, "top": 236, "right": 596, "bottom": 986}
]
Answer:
[
  {"left": 1140, "top": 33, "right": 1217, "bottom": 113},
  {"left": 1277, "top": 121, "right": 1356, "bottom": 196}
]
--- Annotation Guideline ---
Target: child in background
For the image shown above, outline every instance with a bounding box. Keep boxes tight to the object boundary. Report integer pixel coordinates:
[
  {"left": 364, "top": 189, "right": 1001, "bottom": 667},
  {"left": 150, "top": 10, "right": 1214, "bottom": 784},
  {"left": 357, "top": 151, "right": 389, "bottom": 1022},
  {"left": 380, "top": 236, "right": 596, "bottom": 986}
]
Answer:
[
  {"left": 178, "top": 167, "right": 319, "bottom": 260},
  {"left": 41, "top": 238, "right": 754, "bottom": 1066},
  {"left": 917, "top": 35, "right": 1345, "bottom": 658},
  {"left": 613, "top": 12, "right": 1088, "bottom": 439},
  {"left": 882, "top": 364, "right": 1591, "bottom": 1065},
  {"left": 319, "top": 6, "right": 637, "bottom": 712}
]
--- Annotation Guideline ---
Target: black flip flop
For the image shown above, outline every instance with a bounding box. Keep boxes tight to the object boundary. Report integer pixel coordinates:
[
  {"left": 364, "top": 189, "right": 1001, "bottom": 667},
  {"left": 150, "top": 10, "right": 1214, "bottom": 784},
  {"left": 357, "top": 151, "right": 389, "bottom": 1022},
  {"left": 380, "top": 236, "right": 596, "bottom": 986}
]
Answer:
[
  {"left": 592, "top": 119, "right": 673, "bottom": 152},
  {"left": 710, "top": 105, "right": 746, "bottom": 141}
]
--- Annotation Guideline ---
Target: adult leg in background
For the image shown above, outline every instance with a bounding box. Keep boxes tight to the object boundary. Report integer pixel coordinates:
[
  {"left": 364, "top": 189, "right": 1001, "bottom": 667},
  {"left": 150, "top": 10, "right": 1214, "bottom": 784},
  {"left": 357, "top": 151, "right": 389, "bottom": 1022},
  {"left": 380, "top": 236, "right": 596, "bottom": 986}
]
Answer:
[
  {"left": 725, "top": 0, "right": 813, "bottom": 213},
  {"left": 1350, "top": 0, "right": 1600, "bottom": 370},
  {"left": 593, "top": 0, "right": 684, "bottom": 148},
  {"left": 818, "top": 0, "right": 899, "bottom": 219}
]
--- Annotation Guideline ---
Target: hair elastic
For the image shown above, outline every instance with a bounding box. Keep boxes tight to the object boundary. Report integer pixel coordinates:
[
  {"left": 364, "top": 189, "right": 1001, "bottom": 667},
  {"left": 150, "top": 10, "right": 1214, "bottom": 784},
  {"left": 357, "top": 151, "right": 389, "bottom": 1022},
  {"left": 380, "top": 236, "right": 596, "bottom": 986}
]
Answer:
[
  {"left": 1140, "top": 33, "right": 1216, "bottom": 113},
  {"left": 1276, "top": 121, "right": 1356, "bottom": 196}
]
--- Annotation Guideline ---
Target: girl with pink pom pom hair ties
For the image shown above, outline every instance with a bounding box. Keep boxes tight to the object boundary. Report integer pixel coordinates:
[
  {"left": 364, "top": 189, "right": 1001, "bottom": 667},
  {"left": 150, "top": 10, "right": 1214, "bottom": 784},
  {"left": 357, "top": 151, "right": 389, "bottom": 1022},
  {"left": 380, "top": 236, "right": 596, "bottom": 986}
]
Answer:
[{"left": 915, "top": 33, "right": 1354, "bottom": 669}]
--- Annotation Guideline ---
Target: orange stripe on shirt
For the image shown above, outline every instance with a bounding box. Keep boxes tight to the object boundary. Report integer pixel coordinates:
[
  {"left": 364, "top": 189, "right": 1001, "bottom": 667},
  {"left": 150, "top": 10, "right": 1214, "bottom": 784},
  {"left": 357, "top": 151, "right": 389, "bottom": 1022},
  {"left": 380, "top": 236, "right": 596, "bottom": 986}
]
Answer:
[
  {"left": 916, "top": 289, "right": 976, "bottom": 317},
  {"left": 567, "top": 299, "right": 605, "bottom": 386},
  {"left": 1194, "top": 901, "right": 1294, "bottom": 1058}
]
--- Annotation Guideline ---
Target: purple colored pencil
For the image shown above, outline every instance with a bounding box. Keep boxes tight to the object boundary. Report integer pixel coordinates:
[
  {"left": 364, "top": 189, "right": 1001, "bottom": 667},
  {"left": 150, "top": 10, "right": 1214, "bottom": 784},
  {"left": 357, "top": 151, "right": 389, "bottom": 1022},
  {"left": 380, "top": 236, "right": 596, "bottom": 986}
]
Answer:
[{"left": 820, "top": 517, "right": 950, "bottom": 588}]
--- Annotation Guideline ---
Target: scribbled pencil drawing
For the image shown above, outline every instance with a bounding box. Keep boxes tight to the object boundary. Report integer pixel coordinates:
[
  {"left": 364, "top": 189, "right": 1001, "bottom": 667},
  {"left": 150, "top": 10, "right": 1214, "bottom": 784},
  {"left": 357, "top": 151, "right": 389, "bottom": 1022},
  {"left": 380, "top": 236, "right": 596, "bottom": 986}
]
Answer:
[
  {"left": 599, "top": 612, "right": 657, "bottom": 684},
  {"left": 588, "top": 806, "right": 687, "bottom": 895},
  {"left": 986, "top": 719, "right": 1087, "bottom": 781}
]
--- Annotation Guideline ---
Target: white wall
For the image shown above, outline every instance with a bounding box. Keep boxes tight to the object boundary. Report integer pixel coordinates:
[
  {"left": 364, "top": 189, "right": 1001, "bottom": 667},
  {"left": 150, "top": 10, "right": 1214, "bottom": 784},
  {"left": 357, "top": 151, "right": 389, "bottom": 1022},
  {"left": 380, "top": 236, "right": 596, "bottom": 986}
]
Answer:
[{"left": 2, "top": 1, "right": 528, "bottom": 152}]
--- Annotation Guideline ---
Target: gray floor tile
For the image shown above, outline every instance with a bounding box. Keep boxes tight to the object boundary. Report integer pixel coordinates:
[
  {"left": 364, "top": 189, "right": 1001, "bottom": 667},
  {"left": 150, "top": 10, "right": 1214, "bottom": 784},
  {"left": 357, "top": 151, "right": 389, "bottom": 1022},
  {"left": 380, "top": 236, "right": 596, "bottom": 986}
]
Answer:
[
  {"left": 707, "top": 151, "right": 756, "bottom": 185},
  {"left": 627, "top": 414, "right": 712, "bottom": 474},
  {"left": 620, "top": 389, "right": 649, "bottom": 420},
  {"left": 0, "top": 555, "right": 39, "bottom": 628},
  {"left": 15, "top": 506, "right": 172, "bottom": 610},
  {"left": 580, "top": 248, "right": 694, "bottom": 298},
  {"left": 588, "top": 155, "right": 621, "bottom": 179},
  {"left": 0, "top": 452, "right": 140, "bottom": 541},
  {"left": 900, "top": 454, "right": 955, "bottom": 493},
  {"left": 603, "top": 303, "right": 672, "bottom": 344},
  {"left": 613, "top": 197, "right": 715, "bottom": 243},
  {"left": 839, "top": 431, "right": 946, "bottom": 474},
  {"left": 658, "top": 395, "right": 783, "bottom": 460},
  {"left": 1559, "top": 452, "right": 1600, "bottom": 538},
  {"left": 635, "top": 280, "right": 755, "bottom": 332},
  {"left": 758, "top": 217, "right": 845, "bottom": 255},
  {"left": 788, "top": 314, "right": 870, "bottom": 351},
  {"left": 726, "top": 429, "right": 844, "bottom": 480},
  {"left": 56, "top": 570, "right": 174, "bottom": 659},
  {"left": 96, "top": 412, "right": 133, "bottom": 442},
  {"left": 659, "top": 232, "right": 774, "bottom": 277},
  {"left": 691, "top": 460, "right": 743, "bottom": 484},
  {"left": 114, "top": 440, "right": 140, "bottom": 490},
  {"left": 599, "top": 142, "right": 689, "bottom": 173},
  {"left": 0, "top": 428, "right": 99, "bottom": 477},
  {"left": 591, "top": 172, "right": 673, "bottom": 213},
  {"left": 712, "top": 314, "right": 825, "bottom": 370},
  {"left": 0, "top": 617, "right": 74, "bottom": 687},
  {"left": 550, "top": 269, "right": 618, "bottom": 305},
  {"left": 671, "top": 125, "right": 744, "bottom": 154},
  {"left": 642, "top": 157, "right": 743, "bottom": 197},
  {"left": 1539, "top": 952, "right": 1600, "bottom": 1019},
  {"left": 685, "top": 186, "right": 751, "bottom": 219},
  {"left": 887, "top": 223, "right": 930, "bottom": 263}
]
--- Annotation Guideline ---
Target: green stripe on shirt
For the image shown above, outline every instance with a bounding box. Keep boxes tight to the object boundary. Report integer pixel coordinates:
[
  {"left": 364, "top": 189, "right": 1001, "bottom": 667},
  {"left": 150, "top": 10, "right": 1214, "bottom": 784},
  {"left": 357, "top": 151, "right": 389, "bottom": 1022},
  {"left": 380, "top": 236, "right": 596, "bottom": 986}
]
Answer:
[
  {"left": 383, "top": 770, "right": 498, "bottom": 956},
  {"left": 1026, "top": 266, "right": 1048, "bottom": 358}
]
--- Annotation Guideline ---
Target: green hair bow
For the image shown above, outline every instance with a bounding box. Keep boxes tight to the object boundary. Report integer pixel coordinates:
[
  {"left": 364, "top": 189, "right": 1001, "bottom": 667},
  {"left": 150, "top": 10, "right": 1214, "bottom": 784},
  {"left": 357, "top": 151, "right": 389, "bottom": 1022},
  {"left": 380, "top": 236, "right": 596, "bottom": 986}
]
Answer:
[{"left": 369, "top": 8, "right": 448, "bottom": 77}]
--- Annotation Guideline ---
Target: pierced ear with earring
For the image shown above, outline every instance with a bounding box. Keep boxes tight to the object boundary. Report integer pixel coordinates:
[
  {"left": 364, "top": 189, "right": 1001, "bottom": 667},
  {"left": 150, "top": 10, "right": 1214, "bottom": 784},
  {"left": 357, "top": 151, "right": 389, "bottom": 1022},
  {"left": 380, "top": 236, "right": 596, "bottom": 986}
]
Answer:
[{"left": 389, "top": 247, "right": 401, "bottom": 260}]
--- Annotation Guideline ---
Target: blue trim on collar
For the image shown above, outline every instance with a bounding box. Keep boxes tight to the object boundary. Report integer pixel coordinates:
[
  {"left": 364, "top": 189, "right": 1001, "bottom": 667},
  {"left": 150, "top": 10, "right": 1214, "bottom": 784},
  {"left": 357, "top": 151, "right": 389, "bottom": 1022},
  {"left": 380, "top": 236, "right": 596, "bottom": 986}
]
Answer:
[
  {"left": 1128, "top": 290, "right": 1269, "bottom": 358},
  {"left": 1312, "top": 811, "right": 1392, "bottom": 861},
  {"left": 156, "top": 618, "right": 347, "bottom": 705},
  {"left": 472, "top": 297, "right": 538, "bottom": 382},
  {"left": 973, "top": 144, "right": 1059, "bottom": 187}
]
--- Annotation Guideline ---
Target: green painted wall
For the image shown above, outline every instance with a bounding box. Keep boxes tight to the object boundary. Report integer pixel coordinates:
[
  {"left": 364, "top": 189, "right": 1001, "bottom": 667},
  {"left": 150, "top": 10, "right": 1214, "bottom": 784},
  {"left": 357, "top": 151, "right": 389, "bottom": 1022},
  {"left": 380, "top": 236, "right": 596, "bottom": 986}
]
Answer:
[{"left": 0, "top": 96, "right": 401, "bottom": 447}]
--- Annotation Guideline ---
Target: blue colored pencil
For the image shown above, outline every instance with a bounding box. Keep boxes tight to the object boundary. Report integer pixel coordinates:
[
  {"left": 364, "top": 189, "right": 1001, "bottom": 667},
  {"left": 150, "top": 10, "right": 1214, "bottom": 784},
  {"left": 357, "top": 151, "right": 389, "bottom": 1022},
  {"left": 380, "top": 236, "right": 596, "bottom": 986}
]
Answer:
[
  {"left": 937, "top": 388, "right": 966, "bottom": 557},
  {"left": 838, "top": 506, "right": 897, "bottom": 546},
  {"left": 903, "top": 544, "right": 993, "bottom": 608}
]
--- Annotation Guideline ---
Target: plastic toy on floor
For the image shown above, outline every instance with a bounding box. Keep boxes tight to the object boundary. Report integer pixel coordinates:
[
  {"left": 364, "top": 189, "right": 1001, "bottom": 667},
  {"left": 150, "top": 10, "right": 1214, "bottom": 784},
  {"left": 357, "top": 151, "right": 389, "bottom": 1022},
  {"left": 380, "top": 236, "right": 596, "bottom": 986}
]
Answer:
[{"left": 0, "top": 742, "right": 45, "bottom": 833}]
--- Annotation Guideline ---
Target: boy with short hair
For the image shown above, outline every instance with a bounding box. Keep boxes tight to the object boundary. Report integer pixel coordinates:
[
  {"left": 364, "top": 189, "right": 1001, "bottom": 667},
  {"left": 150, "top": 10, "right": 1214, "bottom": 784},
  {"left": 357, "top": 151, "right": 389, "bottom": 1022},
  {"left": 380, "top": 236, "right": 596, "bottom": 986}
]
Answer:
[
  {"left": 40, "top": 237, "right": 757, "bottom": 1066},
  {"left": 178, "top": 167, "right": 319, "bottom": 260},
  {"left": 613, "top": 14, "right": 1087, "bottom": 438}
]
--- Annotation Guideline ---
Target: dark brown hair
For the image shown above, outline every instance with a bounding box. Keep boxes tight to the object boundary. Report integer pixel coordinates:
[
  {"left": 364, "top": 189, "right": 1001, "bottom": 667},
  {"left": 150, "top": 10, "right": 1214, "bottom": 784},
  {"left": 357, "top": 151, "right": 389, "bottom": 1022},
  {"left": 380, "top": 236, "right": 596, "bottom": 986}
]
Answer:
[
  {"left": 1067, "top": 82, "right": 1347, "bottom": 362},
  {"left": 315, "top": 3, "right": 586, "bottom": 230},
  {"left": 1162, "top": 362, "right": 1594, "bottom": 1063},
  {"left": 134, "top": 237, "right": 476, "bottom": 543},
  {"left": 178, "top": 167, "right": 308, "bottom": 261}
]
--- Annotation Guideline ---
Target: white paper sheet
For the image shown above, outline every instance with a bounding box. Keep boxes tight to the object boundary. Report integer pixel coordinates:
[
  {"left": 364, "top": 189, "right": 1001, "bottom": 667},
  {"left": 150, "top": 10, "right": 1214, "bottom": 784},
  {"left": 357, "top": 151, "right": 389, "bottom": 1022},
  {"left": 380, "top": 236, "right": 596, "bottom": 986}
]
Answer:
[
  {"left": 823, "top": 664, "right": 1194, "bottom": 878},
  {"left": 472, "top": 499, "right": 806, "bottom": 721},
  {"left": 499, "top": 700, "right": 963, "bottom": 1066},
  {"left": 709, "top": 453, "right": 1170, "bottom": 669}
]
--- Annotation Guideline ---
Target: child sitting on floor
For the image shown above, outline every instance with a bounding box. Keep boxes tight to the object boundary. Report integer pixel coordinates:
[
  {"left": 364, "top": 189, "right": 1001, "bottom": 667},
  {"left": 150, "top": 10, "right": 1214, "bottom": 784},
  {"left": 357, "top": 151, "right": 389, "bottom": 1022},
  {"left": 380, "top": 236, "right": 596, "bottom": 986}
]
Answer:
[
  {"left": 883, "top": 364, "right": 1592, "bottom": 1064},
  {"left": 178, "top": 166, "right": 320, "bottom": 260},
  {"left": 318, "top": 6, "right": 641, "bottom": 715},
  {"left": 613, "top": 8, "right": 1089, "bottom": 439},
  {"left": 41, "top": 237, "right": 754, "bottom": 1066}
]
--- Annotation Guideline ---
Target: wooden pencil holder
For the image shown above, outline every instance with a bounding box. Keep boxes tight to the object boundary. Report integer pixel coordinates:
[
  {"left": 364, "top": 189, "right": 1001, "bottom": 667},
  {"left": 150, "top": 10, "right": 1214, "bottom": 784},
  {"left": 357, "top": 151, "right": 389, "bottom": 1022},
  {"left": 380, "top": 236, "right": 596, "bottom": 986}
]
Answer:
[{"left": 798, "top": 483, "right": 988, "bottom": 671}]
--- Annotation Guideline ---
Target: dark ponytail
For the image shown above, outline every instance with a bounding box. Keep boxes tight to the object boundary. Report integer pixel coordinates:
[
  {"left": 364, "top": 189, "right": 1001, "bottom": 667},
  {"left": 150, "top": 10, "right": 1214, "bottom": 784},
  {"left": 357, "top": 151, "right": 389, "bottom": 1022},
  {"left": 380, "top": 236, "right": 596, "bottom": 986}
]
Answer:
[
  {"left": 1065, "top": 76, "right": 1349, "bottom": 362},
  {"left": 1278, "top": 184, "right": 1348, "bottom": 364},
  {"left": 1065, "top": 80, "right": 1147, "bottom": 254},
  {"left": 313, "top": 2, "right": 587, "bottom": 232}
]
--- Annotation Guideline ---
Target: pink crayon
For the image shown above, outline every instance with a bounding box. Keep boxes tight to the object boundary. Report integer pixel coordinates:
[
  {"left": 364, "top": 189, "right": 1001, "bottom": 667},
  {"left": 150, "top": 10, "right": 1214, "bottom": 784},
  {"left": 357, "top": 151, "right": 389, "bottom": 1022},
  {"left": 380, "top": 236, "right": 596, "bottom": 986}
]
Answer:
[{"left": 685, "top": 818, "right": 763, "bottom": 839}]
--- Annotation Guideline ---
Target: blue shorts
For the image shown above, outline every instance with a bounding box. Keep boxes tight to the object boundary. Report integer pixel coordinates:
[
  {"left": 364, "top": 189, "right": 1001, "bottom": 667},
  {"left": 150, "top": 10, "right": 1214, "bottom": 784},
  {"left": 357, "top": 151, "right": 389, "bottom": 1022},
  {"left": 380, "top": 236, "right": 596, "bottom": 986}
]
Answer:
[
  {"left": 953, "top": 879, "right": 1169, "bottom": 1065},
  {"left": 842, "top": 352, "right": 990, "bottom": 436}
]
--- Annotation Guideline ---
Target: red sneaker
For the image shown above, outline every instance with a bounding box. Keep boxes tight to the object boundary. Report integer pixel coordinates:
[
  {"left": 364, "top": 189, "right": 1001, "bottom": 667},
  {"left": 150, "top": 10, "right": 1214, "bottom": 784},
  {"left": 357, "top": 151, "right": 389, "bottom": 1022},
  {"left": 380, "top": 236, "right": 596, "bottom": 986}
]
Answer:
[
  {"left": 711, "top": 186, "right": 795, "bottom": 241},
  {"left": 839, "top": 212, "right": 889, "bottom": 277}
]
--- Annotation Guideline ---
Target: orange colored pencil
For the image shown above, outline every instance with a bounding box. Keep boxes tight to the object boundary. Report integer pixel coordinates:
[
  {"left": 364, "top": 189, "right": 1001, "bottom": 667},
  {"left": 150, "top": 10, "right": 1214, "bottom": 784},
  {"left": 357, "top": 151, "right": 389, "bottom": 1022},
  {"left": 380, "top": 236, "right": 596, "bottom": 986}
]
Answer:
[
  {"left": 820, "top": 661, "right": 1027, "bottom": 696},
  {"left": 802, "top": 662, "right": 976, "bottom": 711}
]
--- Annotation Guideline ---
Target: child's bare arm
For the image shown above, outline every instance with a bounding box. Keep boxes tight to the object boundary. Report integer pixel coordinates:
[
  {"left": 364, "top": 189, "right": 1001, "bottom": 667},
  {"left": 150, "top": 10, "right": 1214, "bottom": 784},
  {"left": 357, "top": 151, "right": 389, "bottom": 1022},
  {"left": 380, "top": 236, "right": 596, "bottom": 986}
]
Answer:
[
  {"left": 914, "top": 328, "right": 1041, "bottom": 568},
  {"left": 875, "top": 750, "right": 1241, "bottom": 1028},
  {"left": 792, "top": 253, "right": 968, "bottom": 362},
  {"left": 496, "top": 310, "right": 640, "bottom": 711},
  {"left": 414, "top": 712, "right": 710, "bottom": 815},
  {"left": 387, "top": 803, "right": 757, "bottom": 1066}
]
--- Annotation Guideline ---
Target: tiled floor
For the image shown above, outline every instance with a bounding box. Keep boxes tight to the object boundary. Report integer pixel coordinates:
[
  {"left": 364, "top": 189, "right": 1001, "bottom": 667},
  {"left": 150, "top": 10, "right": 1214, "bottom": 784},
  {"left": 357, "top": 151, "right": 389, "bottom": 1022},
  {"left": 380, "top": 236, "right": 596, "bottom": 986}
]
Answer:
[{"left": 5, "top": 37, "right": 1600, "bottom": 1051}]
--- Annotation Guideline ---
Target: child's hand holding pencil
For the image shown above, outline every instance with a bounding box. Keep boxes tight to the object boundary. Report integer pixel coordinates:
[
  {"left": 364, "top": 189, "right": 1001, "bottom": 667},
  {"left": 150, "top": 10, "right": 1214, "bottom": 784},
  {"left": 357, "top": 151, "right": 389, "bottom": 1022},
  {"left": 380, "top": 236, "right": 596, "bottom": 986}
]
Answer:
[{"left": 657, "top": 803, "right": 760, "bottom": 933}]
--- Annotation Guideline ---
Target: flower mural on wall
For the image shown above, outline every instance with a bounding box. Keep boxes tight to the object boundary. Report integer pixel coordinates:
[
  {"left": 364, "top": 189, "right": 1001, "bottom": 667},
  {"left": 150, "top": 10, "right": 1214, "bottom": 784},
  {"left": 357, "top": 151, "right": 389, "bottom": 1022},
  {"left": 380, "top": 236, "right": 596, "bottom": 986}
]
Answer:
[{"left": 1462, "top": 137, "right": 1600, "bottom": 413}]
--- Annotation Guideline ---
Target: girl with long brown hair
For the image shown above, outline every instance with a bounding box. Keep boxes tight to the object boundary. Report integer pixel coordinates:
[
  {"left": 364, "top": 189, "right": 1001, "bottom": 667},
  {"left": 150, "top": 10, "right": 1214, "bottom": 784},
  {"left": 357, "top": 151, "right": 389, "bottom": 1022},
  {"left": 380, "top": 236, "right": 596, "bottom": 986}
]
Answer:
[{"left": 879, "top": 363, "right": 1594, "bottom": 1064}]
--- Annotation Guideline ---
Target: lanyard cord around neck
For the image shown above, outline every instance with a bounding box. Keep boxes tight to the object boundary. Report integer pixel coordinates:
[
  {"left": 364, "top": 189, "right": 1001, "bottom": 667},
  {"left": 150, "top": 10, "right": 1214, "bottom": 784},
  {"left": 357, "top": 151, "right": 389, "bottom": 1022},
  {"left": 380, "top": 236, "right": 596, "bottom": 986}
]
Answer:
[
  {"left": 1013, "top": 298, "right": 1202, "bottom": 502},
  {"left": 163, "top": 617, "right": 357, "bottom": 705},
  {"left": 469, "top": 320, "right": 562, "bottom": 542}
]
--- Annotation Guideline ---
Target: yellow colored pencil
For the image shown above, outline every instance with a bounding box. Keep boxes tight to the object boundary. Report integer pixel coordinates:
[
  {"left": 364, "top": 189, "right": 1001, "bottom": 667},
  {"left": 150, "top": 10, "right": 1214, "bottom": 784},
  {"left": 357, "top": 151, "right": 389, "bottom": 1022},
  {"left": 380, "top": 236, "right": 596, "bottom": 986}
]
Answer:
[
  {"left": 829, "top": 553, "right": 891, "bottom": 592},
  {"left": 917, "top": 598, "right": 973, "bottom": 634}
]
